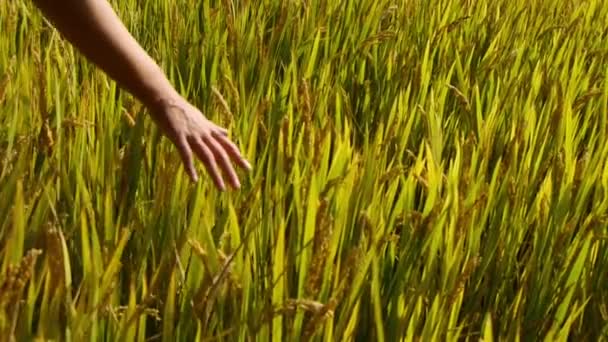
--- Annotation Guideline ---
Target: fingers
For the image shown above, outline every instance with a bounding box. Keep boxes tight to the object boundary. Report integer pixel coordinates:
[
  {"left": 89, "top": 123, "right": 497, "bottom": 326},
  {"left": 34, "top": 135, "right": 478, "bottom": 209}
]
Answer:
[
  {"left": 212, "top": 131, "right": 252, "bottom": 171},
  {"left": 185, "top": 131, "right": 250, "bottom": 191},
  {"left": 204, "top": 135, "right": 241, "bottom": 189},
  {"left": 176, "top": 135, "right": 198, "bottom": 182},
  {"left": 215, "top": 125, "right": 229, "bottom": 136},
  {"left": 190, "top": 136, "right": 226, "bottom": 191}
]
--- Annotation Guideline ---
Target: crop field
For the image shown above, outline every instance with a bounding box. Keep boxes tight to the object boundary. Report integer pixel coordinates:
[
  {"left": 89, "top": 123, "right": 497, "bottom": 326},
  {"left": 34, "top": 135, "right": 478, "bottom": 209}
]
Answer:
[{"left": 1, "top": 0, "right": 608, "bottom": 340}]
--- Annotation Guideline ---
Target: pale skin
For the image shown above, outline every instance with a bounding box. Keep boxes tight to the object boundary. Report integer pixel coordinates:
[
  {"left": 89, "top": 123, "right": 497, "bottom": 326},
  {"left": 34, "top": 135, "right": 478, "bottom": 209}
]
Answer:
[{"left": 32, "top": 0, "right": 251, "bottom": 191}]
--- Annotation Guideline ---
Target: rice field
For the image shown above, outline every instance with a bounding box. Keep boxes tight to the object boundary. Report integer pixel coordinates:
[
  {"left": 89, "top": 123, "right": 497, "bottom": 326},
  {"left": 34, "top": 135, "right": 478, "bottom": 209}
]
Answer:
[{"left": 1, "top": 0, "right": 608, "bottom": 340}]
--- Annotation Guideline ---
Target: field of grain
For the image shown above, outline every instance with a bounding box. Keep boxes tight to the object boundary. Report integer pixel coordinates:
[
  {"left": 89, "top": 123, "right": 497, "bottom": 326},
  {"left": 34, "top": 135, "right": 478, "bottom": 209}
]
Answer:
[{"left": 1, "top": 0, "right": 608, "bottom": 340}]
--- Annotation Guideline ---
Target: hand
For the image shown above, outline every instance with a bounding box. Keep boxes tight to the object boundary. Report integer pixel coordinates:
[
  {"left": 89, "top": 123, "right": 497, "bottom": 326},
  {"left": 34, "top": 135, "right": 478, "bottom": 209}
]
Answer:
[
  {"left": 148, "top": 95, "right": 252, "bottom": 191},
  {"left": 31, "top": 0, "right": 251, "bottom": 190}
]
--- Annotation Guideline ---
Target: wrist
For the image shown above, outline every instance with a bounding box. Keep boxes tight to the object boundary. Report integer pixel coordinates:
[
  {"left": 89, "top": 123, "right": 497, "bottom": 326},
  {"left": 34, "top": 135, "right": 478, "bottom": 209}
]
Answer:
[{"left": 136, "top": 65, "right": 181, "bottom": 109}]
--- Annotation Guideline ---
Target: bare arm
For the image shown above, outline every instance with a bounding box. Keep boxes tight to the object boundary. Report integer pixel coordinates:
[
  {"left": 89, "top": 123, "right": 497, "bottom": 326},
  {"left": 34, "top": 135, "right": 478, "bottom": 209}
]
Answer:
[
  {"left": 33, "top": 0, "right": 251, "bottom": 190},
  {"left": 33, "top": 0, "right": 175, "bottom": 107}
]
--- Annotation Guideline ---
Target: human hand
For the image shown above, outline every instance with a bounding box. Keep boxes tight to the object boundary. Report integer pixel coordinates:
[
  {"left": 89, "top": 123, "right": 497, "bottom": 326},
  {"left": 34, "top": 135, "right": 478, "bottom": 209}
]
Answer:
[
  {"left": 31, "top": 0, "right": 251, "bottom": 190},
  {"left": 148, "top": 95, "right": 251, "bottom": 191}
]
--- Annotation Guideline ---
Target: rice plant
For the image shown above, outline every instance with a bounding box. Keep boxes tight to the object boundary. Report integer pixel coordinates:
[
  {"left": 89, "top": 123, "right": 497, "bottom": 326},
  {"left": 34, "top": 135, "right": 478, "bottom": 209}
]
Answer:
[{"left": 1, "top": 0, "right": 608, "bottom": 340}]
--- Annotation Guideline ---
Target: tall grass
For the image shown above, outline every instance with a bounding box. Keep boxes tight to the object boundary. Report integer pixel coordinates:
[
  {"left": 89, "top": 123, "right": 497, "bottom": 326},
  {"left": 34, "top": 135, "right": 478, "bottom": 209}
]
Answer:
[{"left": 1, "top": 0, "right": 608, "bottom": 340}]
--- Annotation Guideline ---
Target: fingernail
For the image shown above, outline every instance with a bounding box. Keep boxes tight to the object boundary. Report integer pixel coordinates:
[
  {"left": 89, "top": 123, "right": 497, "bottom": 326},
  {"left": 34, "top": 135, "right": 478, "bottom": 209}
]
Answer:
[{"left": 244, "top": 160, "right": 252, "bottom": 170}]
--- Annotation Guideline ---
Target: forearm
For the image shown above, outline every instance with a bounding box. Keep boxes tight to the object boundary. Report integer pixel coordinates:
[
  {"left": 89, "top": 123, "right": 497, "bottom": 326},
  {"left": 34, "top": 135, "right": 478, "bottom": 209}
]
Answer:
[{"left": 33, "top": 0, "right": 178, "bottom": 107}]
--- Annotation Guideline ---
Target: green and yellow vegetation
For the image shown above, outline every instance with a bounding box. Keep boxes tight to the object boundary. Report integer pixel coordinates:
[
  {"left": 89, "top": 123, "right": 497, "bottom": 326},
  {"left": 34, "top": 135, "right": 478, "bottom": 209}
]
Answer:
[{"left": 1, "top": 0, "right": 608, "bottom": 340}]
